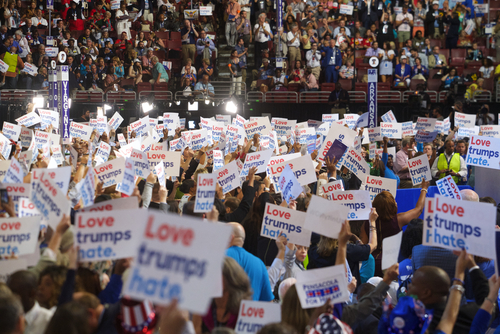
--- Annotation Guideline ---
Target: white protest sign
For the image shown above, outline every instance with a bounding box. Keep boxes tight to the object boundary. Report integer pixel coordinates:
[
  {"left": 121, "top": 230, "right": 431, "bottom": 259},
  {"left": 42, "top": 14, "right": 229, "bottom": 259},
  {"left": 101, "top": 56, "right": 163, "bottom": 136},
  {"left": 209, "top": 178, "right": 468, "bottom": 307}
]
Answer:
[
  {"left": 118, "top": 133, "right": 127, "bottom": 147},
  {"left": 213, "top": 150, "right": 224, "bottom": 171},
  {"left": 16, "top": 112, "right": 41, "bottom": 128},
  {"left": 1, "top": 183, "right": 31, "bottom": 213},
  {"left": 19, "top": 128, "right": 32, "bottom": 147},
  {"left": 278, "top": 164, "right": 303, "bottom": 205},
  {"left": 51, "top": 145, "right": 64, "bottom": 165},
  {"left": 95, "top": 141, "right": 111, "bottom": 164},
  {"left": 235, "top": 301, "right": 281, "bottom": 334},
  {"left": 0, "top": 258, "right": 28, "bottom": 283},
  {"left": 123, "top": 211, "right": 232, "bottom": 314},
  {"left": 0, "top": 160, "right": 10, "bottom": 181},
  {"left": 244, "top": 118, "right": 271, "bottom": 139},
  {"left": 129, "top": 116, "right": 150, "bottom": 136},
  {"left": 116, "top": 158, "right": 135, "bottom": 196},
  {"left": 18, "top": 198, "right": 40, "bottom": 217},
  {"left": 240, "top": 149, "right": 273, "bottom": 177},
  {"left": 38, "top": 109, "right": 59, "bottom": 129},
  {"left": 455, "top": 112, "right": 476, "bottom": 129},
  {"left": 329, "top": 190, "right": 372, "bottom": 220},
  {"left": 342, "top": 147, "right": 370, "bottom": 182},
  {"left": 199, "top": 5, "right": 212, "bottom": 15},
  {"left": 261, "top": 203, "right": 311, "bottom": 246},
  {"left": 32, "top": 166, "right": 71, "bottom": 194},
  {"left": 295, "top": 265, "right": 349, "bottom": 309},
  {"left": 436, "top": 175, "right": 462, "bottom": 200},
  {"left": 155, "top": 160, "right": 166, "bottom": 187},
  {"left": 189, "top": 129, "right": 208, "bottom": 150},
  {"left": 381, "top": 111, "right": 397, "bottom": 123},
  {"left": 3, "top": 158, "right": 25, "bottom": 184},
  {"left": 423, "top": 195, "right": 496, "bottom": 258},
  {"left": 339, "top": 3, "right": 353, "bottom": 14},
  {"left": 297, "top": 127, "right": 316, "bottom": 144},
  {"left": 75, "top": 208, "right": 144, "bottom": 261},
  {"left": 0, "top": 133, "right": 12, "bottom": 160},
  {"left": 380, "top": 122, "right": 402, "bottom": 139},
  {"left": 480, "top": 125, "right": 500, "bottom": 139},
  {"left": 70, "top": 122, "right": 93, "bottom": 141},
  {"left": 194, "top": 174, "right": 216, "bottom": 213},
  {"left": 79, "top": 169, "right": 96, "bottom": 208},
  {"left": 362, "top": 175, "right": 397, "bottom": 201},
  {"left": 22, "top": 63, "right": 37, "bottom": 76},
  {"left": 79, "top": 196, "right": 139, "bottom": 212},
  {"left": 368, "top": 127, "right": 382, "bottom": 142},
  {"left": 93, "top": 157, "right": 126, "bottom": 188},
  {"left": 147, "top": 151, "right": 181, "bottom": 177},
  {"left": 408, "top": 155, "right": 432, "bottom": 185},
  {"left": 2, "top": 122, "right": 21, "bottom": 141},
  {"left": 216, "top": 160, "right": 241, "bottom": 194},
  {"left": 108, "top": 112, "right": 124, "bottom": 131},
  {"left": 466, "top": 135, "right": 500, "bottom": 170},
  {"left": 415, "top": 117, "right": 437, "bottom": 132},
  {"left": 96, "top": 116, "right": 108, "bottom": 135},
  {"left": 415, "top": 130, "right": 439, "bottom": 143},
  {"left": 343, "top": 114, "right": 359, "bottom": 129},
  {"left": 321, "top": 180, "right": 344, "bottom": 199},
  {"left": 130, "top": 149, "right": 150, "bottom": 178},
  {"left": 267, "top": 154, "right": 317, "bottom": 188},
  {"left": 381, "top": 231, "right": 403, "bottom": 270},
  {"left": 31, "top": 173, "right": 70, "bottom": 229},
  {"left": 304, "top": 195, "right": 349, "bottom": 239},
  {"left": 216, "top": 114, "right": 231, "bottom": 126},
  {"left": 0, "top": 216, "right": 41, "bottom": 256},
  {"left": 322, "top": 114, "right": 339, "bottom": 123},
  {"left": 401, "top": 121, "right": 413, "bottom": 138}
]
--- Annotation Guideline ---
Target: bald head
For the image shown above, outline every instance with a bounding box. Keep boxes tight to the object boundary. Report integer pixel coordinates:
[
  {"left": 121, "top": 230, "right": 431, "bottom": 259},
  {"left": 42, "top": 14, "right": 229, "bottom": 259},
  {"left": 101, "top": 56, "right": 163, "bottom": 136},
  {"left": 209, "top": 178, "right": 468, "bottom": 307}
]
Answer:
[
  {"left": 408, "top": 266, "right": 450, "bottom": 305},
  {"left": 279, "top": 278, "right": 296, "bottom": 302},
  {"left": 7, "top": 270, "right": 37, "bottom": 313},
  {"left": 460, "top": 189, "right": 479, "bottom": 202},
  {"left": 228, "top": 222, "right": 245, "bottom": 247}
]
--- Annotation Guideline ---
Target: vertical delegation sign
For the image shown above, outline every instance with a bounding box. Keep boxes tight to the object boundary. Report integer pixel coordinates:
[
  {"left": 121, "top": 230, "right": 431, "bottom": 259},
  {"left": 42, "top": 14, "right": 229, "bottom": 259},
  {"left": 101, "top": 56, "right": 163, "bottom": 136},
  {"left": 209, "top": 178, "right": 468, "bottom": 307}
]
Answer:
[
  {"left": 48, "top": 69, "right": 57, "bottom": 109},
  {"left": 47, "top": 0, "right": 53, "bottom": 10},
  {"left": 367, "top": 68, "right": 377, "bottom": 128},
  {"left": 57, "top": 65, "right": 70, "bottom": 144},
  {"left": 276, "top": 0, "right": 283, "bottom": 68}
]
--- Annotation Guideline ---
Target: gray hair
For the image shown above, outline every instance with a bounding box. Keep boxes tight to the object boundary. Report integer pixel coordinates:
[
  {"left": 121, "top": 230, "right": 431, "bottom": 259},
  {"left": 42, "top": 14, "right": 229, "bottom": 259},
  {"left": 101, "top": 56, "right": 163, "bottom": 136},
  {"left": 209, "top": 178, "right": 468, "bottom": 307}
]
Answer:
[
  {"left": 0, "top": 295, "right": 23, "bottom": 334},
  {"left": 460, "top": 189, "right": 479, "bottom": 202},
  {"left": 151, "top": 55, "right": 159, "bottom": 63},
  {"left": 402, "top": 137, "right": 412, "bottom": 148}
]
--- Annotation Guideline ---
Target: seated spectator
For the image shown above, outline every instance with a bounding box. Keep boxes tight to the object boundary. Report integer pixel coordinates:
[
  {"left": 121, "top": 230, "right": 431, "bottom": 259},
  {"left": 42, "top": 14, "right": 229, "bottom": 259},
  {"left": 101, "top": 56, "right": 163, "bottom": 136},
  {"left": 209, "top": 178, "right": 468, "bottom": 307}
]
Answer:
[
  {"left": 112, "top": 57, "right": 125, "bottom": 78},
  {"left": 394, "top": 55, "right": 411, "bottom": 87},
  {"left": 33, "top": 65, "right": 48, "bottom": 90},
  {"left": 333, "top": 19, "right": 351, "bottom": 38},
  {"left": 342, "top": 47, "right": 354, "bottom": 65},
  {"left": 271, "top": 68, "right": 288, "bottom": 91},
  {"left": 352, "top": 31, "right": 367, "bottom": 50},
  {"left": 411, "top": 57, "right": 429, "bottom": 80},
  {"left": 96, "top": 57, "right": 107, "bottom": 76},
  {"left": 441, "top": 67, "right": 459, "bottom": 89},
  {"left": 466, "top": 42, "right": 483, "bottom": 63},
  {"left": 85, "top": 64, "right": 103, "bottom": 91},
  {"left": 300, "top": 68, "right": 318, "bottom": 91},
  {"left": 31, "top": 8, "right": 47, "bottom": 28},
  {"left": 428, "top": 46, "right": 448, "bottom": 73},
  {"left": 181, "top": 58, "right": 197, "bottom": 87},
  {"left": 409, "top": 47, "right": 428, "bottom": 68},
  {"left": 288, "top": 60, "right": 305, "bottom": 82},
  {"left": 102, "top": 70, "right": 124, "bottom": 93},
  {"left": 479, "top": 58, "right": 494, "bottom": 79},
  {"left": 198, "top": 58, "right": 214, "bottom": 81},
  {"left": 127, "top": 60, "right": 143, "bottom": 86},
  {"left": 421, "top": 37, "right": 432, "bottom": 56},
  {"left": 149, "top": 32, "right": 166, "bottom": 51},
  {"left": 100, "top": 42, "right": 114, "bottom": 63},
  {"left": 364, "top": 41, "right": 382, "bottom": 61},
  {"left": 412, "top": 30, "right": 425, "bottom": 51},
  {"left": 67, "top": 39, "right": 80, "bottom": 57},
  {"left": 114, "top": 32, "right": 130, "bottom": 51},
  {"left": 193, "top": 73, "right": 215, "bottom": 97},
  {"left": 476, "top": 104, "right": 495, "bottom": 125},
  {"left": 149, "top": 55, "right": 169, "bottom": 85},
  {"left": 335, "top": 27, "right": 349, "bottom": 47},
  {"left": 339, "top": 59, "right": 354, "bottom": 79}
]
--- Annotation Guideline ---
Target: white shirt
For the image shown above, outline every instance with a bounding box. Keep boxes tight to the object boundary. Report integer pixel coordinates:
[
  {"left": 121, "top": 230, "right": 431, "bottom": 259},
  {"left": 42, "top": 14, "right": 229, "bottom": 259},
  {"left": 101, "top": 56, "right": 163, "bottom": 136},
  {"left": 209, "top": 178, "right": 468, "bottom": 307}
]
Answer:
[
  {"left": 31, "top": 16, "right": 48, "bottom": 27},
  {"left": 396, "top": 13, "right": 413, "bottom": 32},
  {"left": 238, "top": 0, "right": 251, "bottom": 13},
  {"left": 431, "top": 152, "right": 467, "bottom": 178},
  {"left": 306, "top": 49, "right": 322, "bottom": 67},
  {"left": 254, "top": 22, "right": 272, "bottom": 43},
  {"left": 24, "top": 302, "right": 52, "bottom": 334},
  {"left": 287, "top": 31, "right": 300, "bottom": 47}
]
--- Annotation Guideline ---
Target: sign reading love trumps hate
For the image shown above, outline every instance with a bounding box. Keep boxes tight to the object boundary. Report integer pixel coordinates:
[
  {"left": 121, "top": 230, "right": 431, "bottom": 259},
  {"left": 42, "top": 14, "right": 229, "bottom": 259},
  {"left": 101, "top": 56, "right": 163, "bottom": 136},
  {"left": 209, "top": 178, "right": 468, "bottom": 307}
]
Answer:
[
  {"left": 329, "top": 190, "right": 372, "bottom": 220},
  {"left": 455, "top": 112, "right": 476, "bottom": 128},
  {"left": 70, "top": 122, "right": 93, "bottom": 141},
  {"left": 94, "top": 158, "right": 126, "bottom": 188},
  {"left": 2, "top": 122, "right": 21, "bottom": 141},
  {"left": 235, "top": 301, "right": 281, "bottom": 334},
  {"left": 423, "top": 195, "right": 496, "bottom": 258},
  {"left": 75, "top": 209, "right": 144, "bottom": 261},
  {"left": 31, "top": 173, "right": 70, "bottom": 229},
  {"left": 278, "top": 164, "right": 303, "bottom": 205},
  {"left": 408, "top": 155, "right": 431, "bottom": 185},
  {"left": 147, "top": 151, "right": 181, "bottom": 177},
  {"left": 267, "top": 154, "right": 317, "bottom": 189},
  {"left": 244, "top": 117, "right": 271, "bottom": 140},
  {"left": 240, "top": 149, "right": 273, "bottom": 177},
  {"left": 362, "top": 175, "right": 397, "bottom": 201},
  {"left": 466, "top": 135, "right": 500, "bottom": 170},
  {"left": 436, "top": 175, "right": 462, "bottom": 200},
  {"left": 194, "top": 174, "right": 216, "bottom": 213},
  {"left": 216, "top": 160, "right": 241, "bottom": 194},
  {"left": 261, "top": 203, "right": 311, "bottom": 246},
  {"left": 321, "top": 180, "right": 344, "bottom": 199},
  {"left": 123, "top": 211, "right": 232, "bottom": 313},
  {"left": 0, "top": 216, "right": 41, "bottom": 256},
  {"left": 295, "top": 265, "right": 349, "bottom": 309}
]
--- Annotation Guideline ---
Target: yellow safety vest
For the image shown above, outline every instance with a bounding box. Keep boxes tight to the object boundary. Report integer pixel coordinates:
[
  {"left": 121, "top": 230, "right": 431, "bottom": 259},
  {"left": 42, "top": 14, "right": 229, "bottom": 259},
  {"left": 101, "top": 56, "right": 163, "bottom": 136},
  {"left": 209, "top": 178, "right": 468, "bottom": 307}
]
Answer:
[
  {"left": 3, "top": 52, "right": 18, "bottom": 74},
  {"left": 437, "top": 153, "right": 460, "bottom": 183}
]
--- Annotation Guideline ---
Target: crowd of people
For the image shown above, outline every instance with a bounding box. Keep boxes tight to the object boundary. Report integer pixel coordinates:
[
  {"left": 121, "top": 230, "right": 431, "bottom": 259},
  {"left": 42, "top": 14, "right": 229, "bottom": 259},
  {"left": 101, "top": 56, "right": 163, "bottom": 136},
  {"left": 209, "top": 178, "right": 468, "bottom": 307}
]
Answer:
[
  {"left": 0, "top": 0, "right": 498, "bottom": 98},
  {"left": 0, "top": 103, "right": 499, "bottom": 334}
]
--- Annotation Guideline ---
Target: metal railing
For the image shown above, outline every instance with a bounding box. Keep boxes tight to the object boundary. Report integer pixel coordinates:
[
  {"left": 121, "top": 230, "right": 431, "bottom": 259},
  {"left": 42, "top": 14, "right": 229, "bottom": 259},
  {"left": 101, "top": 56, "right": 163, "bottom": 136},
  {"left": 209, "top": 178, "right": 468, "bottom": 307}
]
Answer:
[
  {"left": 139, "top": 90, "right": 173, "bottom": 101},
  {"left": 472, "top": 91, "right": 492, "bottom": 102},
  {"left": 106, "top": 91, "right": 137, "bottom": 103},
  {"left": 0, "top": 90, "right": 41, "bottom": 101},
  {"left": 74, "top": 91, "right": 105, "bottom": 103},
  {"left": 377, "top": 91, "right": 402, "bottom": 103},
  {"left": 264, "top": 91, "right": 299, "bottom": 103},
  {"left": 402, "top": 91, "right": 438, "bottom": 103},
  {"left": 348, "top": 91, "right": 367, "bottom": 103},
  {"left": 299, "top": 91, "right": 331, "bottom": 103},
  {"left": 496, "top": 82, "right": 500, "bottom": 103},
  {"left": 247, "top": 91, "right": 265, "bottom": 102}
]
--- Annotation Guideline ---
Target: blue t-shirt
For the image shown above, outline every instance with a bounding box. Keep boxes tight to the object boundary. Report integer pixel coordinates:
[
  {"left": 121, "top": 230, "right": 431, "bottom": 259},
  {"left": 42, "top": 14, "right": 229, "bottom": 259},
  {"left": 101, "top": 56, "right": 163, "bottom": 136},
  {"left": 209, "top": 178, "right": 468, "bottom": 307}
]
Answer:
[
  {"left": 226, "top": 246, "right": 274, "bottom": 302},
  {"left": 382, "top": 152, "right": 400, "bottom": 188},
  {"left": 398, "top": 258, "right": 413, "bottom": 285}
]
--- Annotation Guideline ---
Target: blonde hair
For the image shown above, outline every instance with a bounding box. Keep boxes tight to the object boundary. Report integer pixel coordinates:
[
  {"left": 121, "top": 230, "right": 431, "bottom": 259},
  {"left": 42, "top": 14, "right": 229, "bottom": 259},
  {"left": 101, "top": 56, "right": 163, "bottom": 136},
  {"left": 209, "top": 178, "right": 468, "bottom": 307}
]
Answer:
[{"left": 317, "top": 235, "right": 338, "bottom": 257}]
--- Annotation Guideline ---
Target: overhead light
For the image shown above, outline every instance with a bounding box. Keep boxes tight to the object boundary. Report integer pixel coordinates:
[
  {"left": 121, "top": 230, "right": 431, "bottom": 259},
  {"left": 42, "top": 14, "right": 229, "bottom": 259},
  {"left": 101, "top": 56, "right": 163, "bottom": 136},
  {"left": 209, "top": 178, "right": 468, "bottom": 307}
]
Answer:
[
  {"left": 212, "top": 102, "right": 215, "bottom": 106},
  {"left": 188, "top": 101, "right": 198, "bottom": 111},
  {"left": 175, "top": 101, "right": 181, "bottom": 105},
  {"left": 32, "top": 96, "right": 44, "bottom": 109},
  {"left": 141, "top": 102, "right": 153, "bottom": 113},
  {"left": 225, "top": 101, "right": 237, "bottom": 113},
  {"left": 169, "top": 102, "right": 172, "bottom": 107},
  {"left": 104, "top": 104, "right": 112, "bottom": 111},
  {"left": 204, "top": 98, "right": 210, "bottom": 105},
  {"left": 96, "top": 107, "right": 103, "bottom": 116}
]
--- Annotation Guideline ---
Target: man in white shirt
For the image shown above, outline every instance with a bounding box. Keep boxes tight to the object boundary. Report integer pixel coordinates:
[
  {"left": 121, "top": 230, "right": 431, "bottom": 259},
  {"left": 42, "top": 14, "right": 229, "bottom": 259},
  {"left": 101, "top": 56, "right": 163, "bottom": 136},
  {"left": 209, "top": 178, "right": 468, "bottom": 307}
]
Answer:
[
  {"left": 395, "top": 5, "right": 413, "bottom": 49},
  {"left": 238, "top": 0, "right": 251, "bottom": 14},
  {"left": 8, "top": 270, "right": 52, "bottom": 334},
  {"left": 31, "top": 9, "right": 48, "bottom": 28},
  {"left": 333, "top": 19, "right": 351, "bottom": 38},
  {"left": 306, "top": 42, "right": 322, "bottom": 80},
  {"left": 253, "top": 13, "right": 273, "bottom": 68},
  {"left": 287, "top": 24, "right": 301, "bottom": 69}
]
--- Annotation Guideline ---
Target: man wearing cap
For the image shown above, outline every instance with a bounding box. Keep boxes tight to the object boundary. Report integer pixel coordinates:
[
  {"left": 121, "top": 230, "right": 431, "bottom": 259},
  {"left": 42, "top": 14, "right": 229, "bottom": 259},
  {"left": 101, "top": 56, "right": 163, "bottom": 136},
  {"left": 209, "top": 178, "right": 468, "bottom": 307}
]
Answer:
[
  {"left": 396, "top": 5, "right": 413, "bottom": 49},
  {"left": 225, "top": 0, "right": 241, "bottom": 49},
  {"left": 321, "top": 39, "right": 342, "bottom": 83},
  {"left": 253, "top": 13, "right": 272, "bottom": 70},
  {"left": 425, "top": 1, "right": 444, "bottom": 38}
]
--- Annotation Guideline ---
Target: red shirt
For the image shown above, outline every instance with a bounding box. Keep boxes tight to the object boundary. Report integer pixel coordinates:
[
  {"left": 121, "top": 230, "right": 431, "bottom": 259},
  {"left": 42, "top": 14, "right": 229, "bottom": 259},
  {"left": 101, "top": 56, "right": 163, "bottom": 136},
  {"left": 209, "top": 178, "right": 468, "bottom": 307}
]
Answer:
[{"left": 115, "top": 39, "right": 130, "bottom": 50}]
